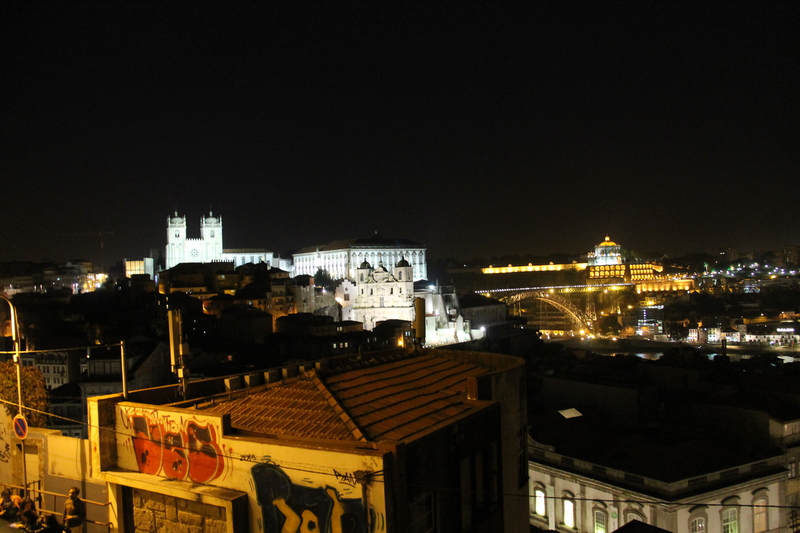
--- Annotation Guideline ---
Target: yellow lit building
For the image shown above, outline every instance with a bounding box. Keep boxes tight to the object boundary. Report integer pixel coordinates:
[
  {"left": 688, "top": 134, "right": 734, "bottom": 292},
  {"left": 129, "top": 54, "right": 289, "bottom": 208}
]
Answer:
[{"left": 587, "top": 236, "right": 664, "bottom": 282}]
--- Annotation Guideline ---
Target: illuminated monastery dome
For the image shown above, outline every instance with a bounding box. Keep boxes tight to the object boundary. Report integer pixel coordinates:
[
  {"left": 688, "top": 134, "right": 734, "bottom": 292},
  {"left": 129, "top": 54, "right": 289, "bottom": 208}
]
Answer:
[{"left": 588, "top": 235, "right": 622, "bottom": 266}]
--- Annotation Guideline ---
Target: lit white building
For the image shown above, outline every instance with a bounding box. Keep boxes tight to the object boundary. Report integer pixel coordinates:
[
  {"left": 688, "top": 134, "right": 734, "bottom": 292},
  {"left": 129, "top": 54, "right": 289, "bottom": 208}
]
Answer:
[
  {"left": 529, "top": 442, "right": 785, "bottom": 533},
  {"left": 588, "top": 235, "right": 623, "bottom": 266},
  {"left": 293, "top": 235, "right": 427, "bottom": 281},
  {"left": 165, "top": 212, "right": 281, "bottom": 269},
  {"left": 348, "top": 258, "right": 415, "bottom": 329}
]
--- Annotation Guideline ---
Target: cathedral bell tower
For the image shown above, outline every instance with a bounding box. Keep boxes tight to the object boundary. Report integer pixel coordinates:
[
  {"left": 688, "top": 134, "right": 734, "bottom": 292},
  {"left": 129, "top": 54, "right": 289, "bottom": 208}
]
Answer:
[
  {"left": 166, "top": 212, "right": 187, "bottom": 269},
  {"left": 201, "top": 211, "right": 223, "bottom": 260}
]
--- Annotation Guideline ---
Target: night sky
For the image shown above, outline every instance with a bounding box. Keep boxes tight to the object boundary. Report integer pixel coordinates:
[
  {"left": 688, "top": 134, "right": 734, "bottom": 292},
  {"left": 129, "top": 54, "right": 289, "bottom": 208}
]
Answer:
[{"left": 2, "top": 3, "right": 798, "bottom": 268}]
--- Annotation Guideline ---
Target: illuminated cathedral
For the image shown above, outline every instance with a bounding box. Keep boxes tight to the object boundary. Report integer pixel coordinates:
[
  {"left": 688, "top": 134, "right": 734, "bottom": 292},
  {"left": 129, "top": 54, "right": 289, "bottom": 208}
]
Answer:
[{"left": 165, "top": 211, "right": 275, "bottom": 269}]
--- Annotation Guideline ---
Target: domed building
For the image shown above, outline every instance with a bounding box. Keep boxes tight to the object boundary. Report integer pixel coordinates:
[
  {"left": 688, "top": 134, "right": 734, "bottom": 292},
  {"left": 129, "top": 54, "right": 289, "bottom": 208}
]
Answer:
[
  {"left": 587, "top": 235, "right": 665, "bottom": 283},
  {"left": 588, "top": 235, "right": 622, "bottom": 266},
  {"left": 347, "top": 257, "right": 415, "bottom": 329}
]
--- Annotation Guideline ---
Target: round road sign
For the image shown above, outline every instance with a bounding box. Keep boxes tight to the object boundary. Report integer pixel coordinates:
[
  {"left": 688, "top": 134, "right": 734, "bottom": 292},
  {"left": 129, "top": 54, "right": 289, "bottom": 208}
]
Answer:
[{"left": 13, "top": 414, "right": 28, "bottom": 440}]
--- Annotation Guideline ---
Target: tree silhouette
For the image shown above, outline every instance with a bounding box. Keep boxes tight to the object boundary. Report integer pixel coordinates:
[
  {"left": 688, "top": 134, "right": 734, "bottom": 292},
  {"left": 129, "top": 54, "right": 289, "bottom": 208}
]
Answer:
[{"left": 0, "top": 361, "right": 49, "bottom": 427}]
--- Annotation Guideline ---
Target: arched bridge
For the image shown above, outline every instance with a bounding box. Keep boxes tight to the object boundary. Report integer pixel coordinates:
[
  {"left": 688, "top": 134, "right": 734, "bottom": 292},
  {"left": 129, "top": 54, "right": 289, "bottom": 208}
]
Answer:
[
  {"left": 479, "top": 284, "right": 635, "bottom": 333},
  {"left": 503, "top": 289, "right": 595, "bottom": 330}
]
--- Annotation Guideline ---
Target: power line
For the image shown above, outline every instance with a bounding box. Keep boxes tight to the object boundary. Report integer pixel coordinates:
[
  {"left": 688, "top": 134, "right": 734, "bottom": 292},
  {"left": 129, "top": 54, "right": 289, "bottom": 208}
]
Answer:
[{"left": 3, "top": 396, "right": 799, "bottom": 510}]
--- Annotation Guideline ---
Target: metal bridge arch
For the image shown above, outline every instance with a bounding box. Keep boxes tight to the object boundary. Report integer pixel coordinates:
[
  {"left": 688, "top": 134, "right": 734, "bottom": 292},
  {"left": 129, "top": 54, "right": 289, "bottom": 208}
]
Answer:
[{"left": 503, "top": 290, "right": 595, "bottom": 331}]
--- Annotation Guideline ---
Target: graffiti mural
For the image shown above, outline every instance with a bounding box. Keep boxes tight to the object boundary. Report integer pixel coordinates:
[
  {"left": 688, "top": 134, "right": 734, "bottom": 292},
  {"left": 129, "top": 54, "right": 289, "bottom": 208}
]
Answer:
[
  {"left": 128, "top": 411, "right": 224, "bottom": 483},
  {"left": 252, "top": 463, "right": 366, "bottom": 533}
]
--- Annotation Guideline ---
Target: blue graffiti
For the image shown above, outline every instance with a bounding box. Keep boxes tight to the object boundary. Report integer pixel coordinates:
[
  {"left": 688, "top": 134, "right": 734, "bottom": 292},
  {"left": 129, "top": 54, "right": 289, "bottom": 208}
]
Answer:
[{"left": 252, "top": 463, "right": 366, "bottom": 533}]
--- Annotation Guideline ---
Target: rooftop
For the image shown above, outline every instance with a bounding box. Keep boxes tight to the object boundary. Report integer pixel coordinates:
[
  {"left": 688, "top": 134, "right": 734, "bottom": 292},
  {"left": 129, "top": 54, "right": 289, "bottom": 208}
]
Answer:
[
  {"left": 295, "top": 235, "right": 424, "bottom": 254},
  {"left": 194, "top": 350, "right": 501, "bottom": 444}
]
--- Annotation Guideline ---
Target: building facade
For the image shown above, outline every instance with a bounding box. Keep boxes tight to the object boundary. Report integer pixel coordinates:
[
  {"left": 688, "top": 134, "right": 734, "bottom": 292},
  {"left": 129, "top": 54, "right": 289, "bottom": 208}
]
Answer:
[
  {"left": 86, "top": 349, "right": 529, "bottom": 533},
  {"left": 293, "top": 234, "right": 428, "bottom": 281},
  {"left": 348, "top": 258, "right": 415, "bottom": 330},
  {"left": 165, "top": 212, "right": 276, "bottom": 269},
  {"left": 529, "top": 446, "right": 785, "bottom": 533}
]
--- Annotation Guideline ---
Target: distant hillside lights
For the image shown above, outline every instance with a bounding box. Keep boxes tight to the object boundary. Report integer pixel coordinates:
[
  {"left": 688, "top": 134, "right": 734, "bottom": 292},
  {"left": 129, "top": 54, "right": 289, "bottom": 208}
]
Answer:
[{"left": 482, "top": 262, "right": 587, "bottom": 274}]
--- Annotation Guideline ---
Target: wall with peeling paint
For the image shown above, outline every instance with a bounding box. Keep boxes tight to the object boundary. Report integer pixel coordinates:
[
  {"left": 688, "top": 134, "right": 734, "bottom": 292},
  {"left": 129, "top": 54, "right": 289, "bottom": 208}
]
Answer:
[{"left": 109, "top": 402, "right": 387, "bottom": 533}]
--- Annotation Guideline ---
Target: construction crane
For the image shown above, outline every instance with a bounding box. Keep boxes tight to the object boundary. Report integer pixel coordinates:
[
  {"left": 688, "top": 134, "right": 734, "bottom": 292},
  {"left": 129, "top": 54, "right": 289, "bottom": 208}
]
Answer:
[{"left": 58, "top": 231, "right": 114, "bottom": 270}]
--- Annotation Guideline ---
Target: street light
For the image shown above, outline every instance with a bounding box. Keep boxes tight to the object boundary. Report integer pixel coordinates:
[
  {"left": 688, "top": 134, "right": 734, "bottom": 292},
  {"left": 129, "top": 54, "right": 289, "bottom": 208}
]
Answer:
[{"left": 1, "top": 295, "right": 27, "bottom": 496}]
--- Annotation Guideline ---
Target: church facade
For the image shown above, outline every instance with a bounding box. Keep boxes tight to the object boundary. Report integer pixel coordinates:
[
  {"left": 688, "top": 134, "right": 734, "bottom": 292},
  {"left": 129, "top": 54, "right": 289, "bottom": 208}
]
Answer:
[
  {"left": 347, "top": 258, "right": 415, "bottom": 330},
  {"left": 165, "top": 212, "right": 276, "bottom": 269}
]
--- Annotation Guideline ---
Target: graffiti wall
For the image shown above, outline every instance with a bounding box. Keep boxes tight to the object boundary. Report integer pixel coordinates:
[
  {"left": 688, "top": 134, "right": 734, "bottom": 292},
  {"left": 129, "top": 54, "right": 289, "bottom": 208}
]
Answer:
[
  {"left": 117, "top": 406, "right": 228, "bottom": 483},
  {"left": 252, "top": 463, "right": 366, "bottom": 533},
  {"left": 0, "top": 409, "right": 13, "bottom": 484},
  {"left": 115, "top": 403, "right": 386, "bottom": 533}
]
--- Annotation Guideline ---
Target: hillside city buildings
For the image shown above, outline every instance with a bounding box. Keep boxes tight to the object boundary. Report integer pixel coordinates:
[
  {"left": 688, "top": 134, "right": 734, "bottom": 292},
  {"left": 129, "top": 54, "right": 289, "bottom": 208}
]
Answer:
[{"left": 2, "top": 214, "right": 800, "bottom": 532}]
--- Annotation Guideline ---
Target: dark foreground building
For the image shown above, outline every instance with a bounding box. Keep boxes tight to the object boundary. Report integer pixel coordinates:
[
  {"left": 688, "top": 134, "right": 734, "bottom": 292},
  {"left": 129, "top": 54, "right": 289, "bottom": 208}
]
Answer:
[{"left": 85, "top": 348, "right": 528, "bottom": 532}]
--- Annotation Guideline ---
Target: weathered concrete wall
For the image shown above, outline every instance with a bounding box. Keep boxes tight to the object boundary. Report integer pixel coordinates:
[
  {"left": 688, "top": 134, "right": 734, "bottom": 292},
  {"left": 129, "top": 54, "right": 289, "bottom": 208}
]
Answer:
[
  {"left": 134, "top": 487, "right": 227, "bottom": 533},
  {"left": 109, "top": 402, "right": 386, "bottom": 533}
]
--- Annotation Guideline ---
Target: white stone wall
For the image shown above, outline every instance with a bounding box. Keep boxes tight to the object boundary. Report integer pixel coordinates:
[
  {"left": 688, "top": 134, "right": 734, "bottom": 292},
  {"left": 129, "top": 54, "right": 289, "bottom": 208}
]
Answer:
[
  {"left": 529, "top": 460, "right": 785, "bottom": 533},
  {"left": 294, "top": 246, "right": 427, "bottom": 281}
]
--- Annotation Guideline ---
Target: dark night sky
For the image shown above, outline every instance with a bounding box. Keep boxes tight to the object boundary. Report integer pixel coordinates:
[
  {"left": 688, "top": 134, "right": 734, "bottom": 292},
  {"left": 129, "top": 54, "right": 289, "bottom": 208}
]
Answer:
[{"left": 1, "top": 3, "right": 798, "bottom": 268}]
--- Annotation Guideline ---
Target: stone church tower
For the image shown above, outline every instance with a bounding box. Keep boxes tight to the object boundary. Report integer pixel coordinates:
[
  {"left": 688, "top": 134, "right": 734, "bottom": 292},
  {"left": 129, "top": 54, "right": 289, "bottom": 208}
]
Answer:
[
  {"left": 165, "top": 211, "right": 224, "bottom": 269},
  {"left": 351, "top": 257, "right": 415, "bottom": 329}
]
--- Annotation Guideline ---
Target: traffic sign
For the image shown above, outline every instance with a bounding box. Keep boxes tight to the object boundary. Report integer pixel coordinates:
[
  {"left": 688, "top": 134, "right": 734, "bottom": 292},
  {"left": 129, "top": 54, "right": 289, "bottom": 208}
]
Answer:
[{"left": 13, "top": 414, "right": 28, "bottom": 440}]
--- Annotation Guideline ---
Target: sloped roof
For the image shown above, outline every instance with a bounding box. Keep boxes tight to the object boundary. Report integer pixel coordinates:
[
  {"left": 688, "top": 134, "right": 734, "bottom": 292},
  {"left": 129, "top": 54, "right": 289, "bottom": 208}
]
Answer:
[
  {"left": 203, "top": 379, "right": 356, "bottom": 440},
  {"left": 325, "top": 353, "right": 487, "bottom": 442},
  {"left": 200, "top": 352, "right": 490, "bottom": 443}
]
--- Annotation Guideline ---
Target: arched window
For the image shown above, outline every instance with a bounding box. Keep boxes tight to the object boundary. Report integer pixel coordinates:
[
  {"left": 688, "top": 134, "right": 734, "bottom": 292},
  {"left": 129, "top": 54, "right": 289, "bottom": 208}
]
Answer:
[
  {"left": 626, "top": 512, "right": 646, "bottom": 525},
  {"left": 594, "top": 509, "right": 608, "bottom": 533},
  {"left": 722, "top": 508, "right": 738, "bottom": 533},
  {"left": 530, "top": 484, "right": 546, "bottom": 517},
  {"left": 562, "top": 493, "right": 576, "bottom": 529},
  {"left": 753, "top": 499, "right": 768, "bottom": 533},
  {"left": 689, "top": 504, "right": 708, "bottom": 533},
  {"left": 691, "top": 516, "right": 706, "bottom": 533}
]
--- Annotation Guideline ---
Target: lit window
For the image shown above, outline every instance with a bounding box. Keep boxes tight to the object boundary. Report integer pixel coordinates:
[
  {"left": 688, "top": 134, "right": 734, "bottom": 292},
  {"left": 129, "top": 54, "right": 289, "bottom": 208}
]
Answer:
[
  {"left": 691, "top": 517, "right": 706, "bottom": 533},
  {"left": 533, "top": 488, "right": 546, "bottom": 516},
  {"left": 564, "top": 498, "right": 575, "bottom": 529},
  {"left": 753, "top": 500, "right": 767, "bottom": 533},
  {"left": 722, "top": 508, "right": 738, "bottom": 533},
  {"left": 595, "top": 510, "right": 607, "bottom": 533}
]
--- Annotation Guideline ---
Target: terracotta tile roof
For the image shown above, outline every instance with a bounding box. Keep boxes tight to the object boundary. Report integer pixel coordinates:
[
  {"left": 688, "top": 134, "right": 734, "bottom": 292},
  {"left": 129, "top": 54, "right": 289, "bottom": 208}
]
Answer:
[
  {"left": 325, "top": 353, "right": 488, "bottom": 442},
  {"left": 203, "top": 379, "right": 356, "bottom": 440},
  {"left": 199, "top": 352, "right": 490, "bottom": 443}
]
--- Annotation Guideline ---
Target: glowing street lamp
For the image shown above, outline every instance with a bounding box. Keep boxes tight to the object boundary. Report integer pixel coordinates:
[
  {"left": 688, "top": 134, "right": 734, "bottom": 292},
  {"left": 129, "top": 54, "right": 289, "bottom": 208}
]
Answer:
[{"left": 0, "top": 295, "right": 26, "bottom": 495}]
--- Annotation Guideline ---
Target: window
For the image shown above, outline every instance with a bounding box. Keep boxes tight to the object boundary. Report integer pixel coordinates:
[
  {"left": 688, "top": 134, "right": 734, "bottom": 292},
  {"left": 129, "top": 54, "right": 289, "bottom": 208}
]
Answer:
[
  {"left": 533, "top": 488, "right": 546, "bottom": 516},
  {"left": 594, "top": 510, "right": 607, "bottom": 533},
  {"left": 790, "top": 460, "right": 797, "bottom": 479},
  {"left": 722, "top": 508, "right": 738, "bottom": 533},
  {"left": 753, "top": 500, "right": 767, "bottom": 533},
  {"left": 626, "top": 512, "right": 645, "bottom": 525},
  {"left": 344, "top": 293, "right": 350, "bottom": 301},
  {"left": 410, "top": 492, "right": 435, "bottom": 533},
  {"left": 563, "top": 496, "right": 575, "bottom": 529},
  {"left": 691, "top": 517, "right": 706, "bottom": 533}
]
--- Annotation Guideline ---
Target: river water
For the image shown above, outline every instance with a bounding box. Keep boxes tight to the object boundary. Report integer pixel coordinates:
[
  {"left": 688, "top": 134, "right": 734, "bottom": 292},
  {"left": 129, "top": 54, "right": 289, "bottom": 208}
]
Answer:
[{"left": 552, "top": 338, "right": 800, "bottom": 363}]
